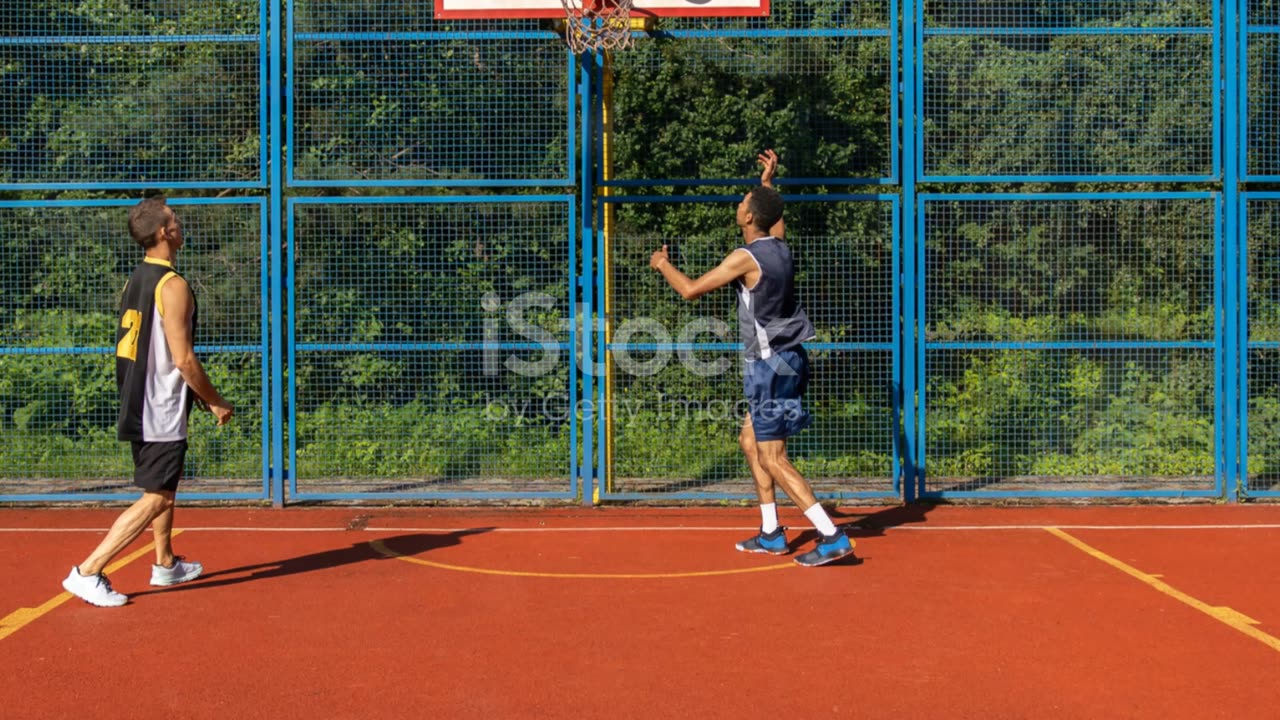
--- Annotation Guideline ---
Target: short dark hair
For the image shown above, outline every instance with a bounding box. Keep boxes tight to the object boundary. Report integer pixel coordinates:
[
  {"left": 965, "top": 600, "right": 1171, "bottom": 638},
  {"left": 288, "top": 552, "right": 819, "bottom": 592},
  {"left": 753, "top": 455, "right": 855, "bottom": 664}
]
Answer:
[
  {"left": 128, "top": 196, "right": 170, "bottom": 248},
  {"left": 746, "top": 186, "right": 783, "bottom": 233}
]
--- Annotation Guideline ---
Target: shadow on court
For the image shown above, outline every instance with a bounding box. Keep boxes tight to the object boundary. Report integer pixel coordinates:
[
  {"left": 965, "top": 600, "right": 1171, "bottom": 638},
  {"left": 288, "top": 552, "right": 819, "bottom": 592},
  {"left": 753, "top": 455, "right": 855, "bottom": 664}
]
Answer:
[
  {"left": 837, "top": 502, "right": 936, "bottom": 535},
  {"left": 786, "top": 502, "right": 937, "bottom": 567},
  {"left": 131, "top": 529, "right": 494, "bottom": 596}
]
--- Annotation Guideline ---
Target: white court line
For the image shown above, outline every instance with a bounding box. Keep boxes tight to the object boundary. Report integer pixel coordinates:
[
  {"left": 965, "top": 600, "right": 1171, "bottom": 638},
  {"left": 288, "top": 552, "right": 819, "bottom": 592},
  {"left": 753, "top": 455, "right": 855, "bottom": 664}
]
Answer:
[{"left": 1, "top": 523, "right": 1280, "bottom": 533}]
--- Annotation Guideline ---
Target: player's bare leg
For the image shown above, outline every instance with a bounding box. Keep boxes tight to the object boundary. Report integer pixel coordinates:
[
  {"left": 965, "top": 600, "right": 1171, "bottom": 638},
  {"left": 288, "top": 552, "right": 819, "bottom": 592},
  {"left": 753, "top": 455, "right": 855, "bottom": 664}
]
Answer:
[
  {"left": 756, "top": 440, "right": 855, "bottom": 567},
  {"left": 62, "top": 490, "right": 172, "bottom": 606},
  {"left": 148, "top": 491, "right": 203, "bottom": 587},
  {"left": 77, "top": 490, "right": 173, "bottom": 576},
  {"left": 735, "top": 414, "right": 789, "bottom": 555},
  {"left": 754, "top": 439, "right": 818, "bottom": 510},
  {"left": 152, "top": 501, "right": 176, "bottom": 567},
  {"left": 738, "top": 414, "right": 776, "bottom": 505}
]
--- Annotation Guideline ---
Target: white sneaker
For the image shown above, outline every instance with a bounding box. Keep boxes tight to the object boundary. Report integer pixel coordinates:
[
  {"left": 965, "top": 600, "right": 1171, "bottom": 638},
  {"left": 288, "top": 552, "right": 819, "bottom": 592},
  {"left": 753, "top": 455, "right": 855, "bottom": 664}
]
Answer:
[
  {"left": 62, "top": 567, "right": 128, "bottom": 607},
  {"left": 150, "top": 556, "right": 203, "bottom": 587}
]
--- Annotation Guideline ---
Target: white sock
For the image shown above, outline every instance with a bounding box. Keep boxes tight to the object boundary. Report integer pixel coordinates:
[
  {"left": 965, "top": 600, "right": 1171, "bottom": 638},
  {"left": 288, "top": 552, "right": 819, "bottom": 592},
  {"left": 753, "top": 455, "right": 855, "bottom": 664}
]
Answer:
[
  {"left": 803, "top": 503, "right": 838, "bottom": 537},
  {"left": 759, "top": 503, "right": 779, "bottom": 534}
]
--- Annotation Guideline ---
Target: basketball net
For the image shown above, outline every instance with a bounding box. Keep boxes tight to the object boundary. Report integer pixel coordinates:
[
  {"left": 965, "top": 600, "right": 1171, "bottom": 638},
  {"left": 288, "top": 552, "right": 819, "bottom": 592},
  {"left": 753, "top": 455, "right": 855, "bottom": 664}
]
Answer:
[{"left": 559, "top": 0, "right": 635, "bottom": 54}]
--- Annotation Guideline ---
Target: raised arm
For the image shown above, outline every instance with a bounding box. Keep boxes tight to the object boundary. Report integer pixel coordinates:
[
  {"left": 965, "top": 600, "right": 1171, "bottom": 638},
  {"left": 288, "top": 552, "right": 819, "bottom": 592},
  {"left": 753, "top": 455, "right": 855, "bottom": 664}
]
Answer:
[
  {"left": 650, "top": 245, "right": 757, "bottom": 301},
  {"left": 757, "top": 149, "right": 786, "bottom": 239}
]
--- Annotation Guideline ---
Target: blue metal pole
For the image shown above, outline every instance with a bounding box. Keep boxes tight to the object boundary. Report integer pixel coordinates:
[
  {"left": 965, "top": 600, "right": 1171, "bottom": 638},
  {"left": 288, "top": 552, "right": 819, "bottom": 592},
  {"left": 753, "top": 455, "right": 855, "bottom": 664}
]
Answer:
[
  {"left": 901, "top": 0, "right": 921, "bottom": 502},
  {"left": 269, "top": 0, "right": 285, "bottom": 507},
  {"left": 1222, "top": 0, "right": 1242, "bottom": 501}
]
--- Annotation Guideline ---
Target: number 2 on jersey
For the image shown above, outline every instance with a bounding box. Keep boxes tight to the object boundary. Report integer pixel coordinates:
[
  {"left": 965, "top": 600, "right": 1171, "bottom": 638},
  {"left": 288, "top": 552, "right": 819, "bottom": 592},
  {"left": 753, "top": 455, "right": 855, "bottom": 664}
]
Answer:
[{"left": 117, "top": 309, "right": 142, "bottom": 361}]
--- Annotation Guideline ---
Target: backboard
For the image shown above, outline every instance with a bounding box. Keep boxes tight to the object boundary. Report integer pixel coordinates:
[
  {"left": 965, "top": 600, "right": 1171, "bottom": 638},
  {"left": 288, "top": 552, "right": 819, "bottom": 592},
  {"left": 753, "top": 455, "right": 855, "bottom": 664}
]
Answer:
[{"left": 435, "top": 0, "right": 770, "bottom": 20}]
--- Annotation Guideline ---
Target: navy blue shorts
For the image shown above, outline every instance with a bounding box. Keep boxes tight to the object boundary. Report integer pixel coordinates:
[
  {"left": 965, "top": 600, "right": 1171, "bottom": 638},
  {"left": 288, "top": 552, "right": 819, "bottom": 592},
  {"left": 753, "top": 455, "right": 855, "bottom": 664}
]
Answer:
[{"left": 744, "top": 348, "right": 812, "bottom": 442}]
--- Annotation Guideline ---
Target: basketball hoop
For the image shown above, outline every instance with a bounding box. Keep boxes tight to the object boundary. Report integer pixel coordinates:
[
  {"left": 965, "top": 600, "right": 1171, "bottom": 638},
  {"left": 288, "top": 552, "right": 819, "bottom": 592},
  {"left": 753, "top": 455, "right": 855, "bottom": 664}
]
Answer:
[{"left": 558, "top": 0, "right": 636, "bottom": 54}]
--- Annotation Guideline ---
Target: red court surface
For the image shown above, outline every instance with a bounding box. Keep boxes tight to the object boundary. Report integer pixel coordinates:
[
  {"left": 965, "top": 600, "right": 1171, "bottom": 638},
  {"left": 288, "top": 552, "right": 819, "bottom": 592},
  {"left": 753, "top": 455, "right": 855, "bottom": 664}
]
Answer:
[{"left": 2, "top": 504, "right": 1278, "bottom": 719}]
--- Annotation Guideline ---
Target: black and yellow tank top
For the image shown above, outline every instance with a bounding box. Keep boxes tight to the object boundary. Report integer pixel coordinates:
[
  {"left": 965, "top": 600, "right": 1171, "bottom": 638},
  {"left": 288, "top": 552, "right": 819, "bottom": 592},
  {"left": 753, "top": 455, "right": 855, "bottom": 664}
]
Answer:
[{"left": 115, "top": 257, "right": 196, "bottom": 441}]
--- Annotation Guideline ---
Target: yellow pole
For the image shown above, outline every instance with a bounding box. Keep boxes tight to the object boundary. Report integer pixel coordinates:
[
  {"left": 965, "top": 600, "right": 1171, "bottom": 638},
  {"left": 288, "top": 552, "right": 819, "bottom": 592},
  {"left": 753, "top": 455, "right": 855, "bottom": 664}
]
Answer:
[{"left": 601, "top": 48, "right": 616, "bottom": 499}]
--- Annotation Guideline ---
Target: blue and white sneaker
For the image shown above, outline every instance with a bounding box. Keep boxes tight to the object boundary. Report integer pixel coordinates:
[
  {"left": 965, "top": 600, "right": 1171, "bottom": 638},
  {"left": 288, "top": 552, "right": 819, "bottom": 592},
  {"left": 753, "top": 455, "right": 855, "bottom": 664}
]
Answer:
[
  {"left": 794, "top": 532, "right": 855, "bottom": 567},
  {"left": 735, "top": 527, "right": 788, "bottom": 555}
]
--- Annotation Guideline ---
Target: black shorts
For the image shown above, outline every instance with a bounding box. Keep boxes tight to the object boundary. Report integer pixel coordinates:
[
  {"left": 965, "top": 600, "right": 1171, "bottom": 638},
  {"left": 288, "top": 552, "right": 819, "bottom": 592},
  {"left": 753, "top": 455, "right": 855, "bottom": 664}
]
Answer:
[{"left": 131, "top": 440, "right": 188, "bottom": 492}]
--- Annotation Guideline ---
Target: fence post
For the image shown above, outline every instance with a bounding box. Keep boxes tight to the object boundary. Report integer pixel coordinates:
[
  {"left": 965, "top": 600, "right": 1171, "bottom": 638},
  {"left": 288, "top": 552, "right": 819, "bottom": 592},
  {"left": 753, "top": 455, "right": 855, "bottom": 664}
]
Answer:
[
  {"left": 901, "top": 0, "right": 921, "bottom": 502},
  {"left": 1224, "top": 0, "right": 1242, "bottom": 502}
]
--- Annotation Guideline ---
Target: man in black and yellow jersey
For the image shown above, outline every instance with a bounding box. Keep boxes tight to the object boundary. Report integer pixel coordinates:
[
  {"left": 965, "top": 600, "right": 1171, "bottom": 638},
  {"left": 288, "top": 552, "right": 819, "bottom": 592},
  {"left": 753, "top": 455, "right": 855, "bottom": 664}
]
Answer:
[{"left": 62, "top": 196, "right": 234, "bottom": 607}]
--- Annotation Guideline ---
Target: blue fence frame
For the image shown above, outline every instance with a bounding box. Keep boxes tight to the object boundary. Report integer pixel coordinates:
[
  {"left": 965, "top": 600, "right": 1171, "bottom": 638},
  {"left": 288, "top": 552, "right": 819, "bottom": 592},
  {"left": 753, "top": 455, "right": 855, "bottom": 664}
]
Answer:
[
  {"left": 1240, "top": 192, "right": 1280, "bottom": 499},
  {"left": 914, "top": 192, "right": 1227, "bottom": 500},
  {"left": 0, "top": 9, "right": 269, "bottom": 190},
  {"left": 1243, "top": 0, "right": 1280, "bottom": 182},
  {"left": 593, "top": 193, "right": 903, "bottom": 502},
  {"left": 914, "top": 0, "right": 1222, "bottom": 183},
  {"left": 5, "top": 1, "right": 1279, "bottom": 503},
  {"left": 285, "top": 195, "right": 580, "bottom": 502},
  {"left": 0, "top": 197, "right": 271, "bottom": 502},
  {"left": 285, "top": 4, "right": 578, "bottom": 189},
  {"left": 600, "top": 1, "right": 900, "bottom": 189}
]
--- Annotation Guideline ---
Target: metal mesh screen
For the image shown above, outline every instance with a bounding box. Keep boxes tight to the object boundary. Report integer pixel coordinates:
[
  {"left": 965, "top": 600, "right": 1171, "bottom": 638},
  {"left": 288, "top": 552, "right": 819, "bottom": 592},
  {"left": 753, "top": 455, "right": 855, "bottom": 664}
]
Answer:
[
  {"left": 601, "top": 198, "right": 897, "bottom": 498},
  {"left": 1246, "top": 197, "right": 1280, "bottom": 494},
  {"left": 289, "top": 199, "right": 576, "bottom": 497},
  {"left": 920, "top": 1, "right": 1216, "bottom": 180},
  {"left": 925, "top": 197, "right": 1218, "bottom": 343},
  {"left": 292, "top": 0, "right": 542, "bottom": 31},
  {"left": 1247, "top": 2, "right": 1280, "bottom": 178},
  {"left": 611, "top": 0, "right": 894, "bottom": 184},
  {"left": 922, "top": 196, "right": 1219, "bottom": 494},
  {"left": 925, "top": 1, "right": 1210, "bottom": 27},
  {"left": 2, "top": 2, "right": 1266, "bottom": 502},
  {"left": 0, "top": 200, "right": 267, "bottom": 498},
  {"left": 289, "top": 3, "right": 570, "bottom": 185},
  {"left": 0, "top": 1, "right": 264, "bottom": 187},
  {"left": 663, "top": 0, "right": 888, "bottom": 31},
  {"left": 925, "top": 348, "right": 1216, "bottom": 490}
]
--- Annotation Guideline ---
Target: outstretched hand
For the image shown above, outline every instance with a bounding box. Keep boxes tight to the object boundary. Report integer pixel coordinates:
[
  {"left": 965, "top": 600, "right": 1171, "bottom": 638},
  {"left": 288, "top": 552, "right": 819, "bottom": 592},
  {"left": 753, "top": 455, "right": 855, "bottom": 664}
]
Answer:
[
  {"left": 757, "top": 149, "right": 780, "bottom": 187},
  {"left": 649, "top": 244, "right": 670, "bottom": 270}
]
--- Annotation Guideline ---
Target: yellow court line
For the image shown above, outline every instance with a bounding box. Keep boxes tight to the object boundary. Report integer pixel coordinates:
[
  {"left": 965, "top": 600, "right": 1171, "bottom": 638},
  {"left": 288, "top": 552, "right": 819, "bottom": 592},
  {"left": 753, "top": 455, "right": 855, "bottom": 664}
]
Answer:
[
  {"left": 1046, "top": 527, "right": 1280, "bottom": 654},
  {"left": 368, "top": 538, "right": 796, "bottom": 579},
  {"left": 0, "top": 530, "right": 181, "bottom": 642}
]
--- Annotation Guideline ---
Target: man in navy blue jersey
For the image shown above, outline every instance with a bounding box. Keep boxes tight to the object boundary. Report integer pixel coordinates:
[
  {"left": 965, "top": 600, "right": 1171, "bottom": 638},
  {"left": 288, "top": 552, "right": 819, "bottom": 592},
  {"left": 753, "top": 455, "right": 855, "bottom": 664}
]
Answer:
[{"left": 649, "top": 151, "right": 854, "bottom": 567}]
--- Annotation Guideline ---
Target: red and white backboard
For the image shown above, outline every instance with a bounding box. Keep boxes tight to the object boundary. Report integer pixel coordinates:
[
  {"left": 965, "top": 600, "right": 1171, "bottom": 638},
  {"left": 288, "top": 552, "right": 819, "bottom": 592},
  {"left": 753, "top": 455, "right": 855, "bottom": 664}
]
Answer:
[{"left": 435, "top": 0, "right": 770, "bottom": 20}]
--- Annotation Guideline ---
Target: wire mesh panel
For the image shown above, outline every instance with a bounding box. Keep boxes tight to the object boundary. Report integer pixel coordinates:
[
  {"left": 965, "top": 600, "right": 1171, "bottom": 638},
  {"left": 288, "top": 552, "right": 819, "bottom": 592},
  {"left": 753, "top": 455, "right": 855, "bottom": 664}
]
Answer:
[
  {"left": 1246, "top": 0, "right": 1280, "bottom": 178},
  {"left": 288, "top": 198, "right": 577, "bottom": 499},
  {"left": 0, "top": 199, "right": 268, "bottom": 500},
  {"left": 920, "top": 194, "right": 1221, "bottom": 496},
  {"left": 600, "top": 197, "right": 898, "bottom": 499},
  {"left": 919, "top": 0, "right": 1218, "bottom": 181},
  {"left": 289, "top": 2, "right": 572, "bottom": 186},
  {"left": 0, "top": 1, "right": 265, "bottom": 188},
  {"left": 610, "top": 0, "right": 895, "bottom": 185},
  {"left": 1245, "top": 196, "right": 1280, "bottom": 495}
]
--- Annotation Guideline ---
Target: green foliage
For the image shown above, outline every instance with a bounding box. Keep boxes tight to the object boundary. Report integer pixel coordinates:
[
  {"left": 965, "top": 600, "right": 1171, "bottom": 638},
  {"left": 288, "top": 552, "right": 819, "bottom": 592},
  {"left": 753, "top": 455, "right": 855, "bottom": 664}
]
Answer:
[
  {"left": 1, "top": 1, "right": 262, "bottom": 184},
  {"left": 5, "top": 2, "right": 1267, "bottom": 491},
  {"left": 928, "top": 351, "right": 1215, "bottom": 479},
  {"left": 294, "top": 403, "right": 570, "bottom": 481},
  {"left": 612, "top": 30, "right": 890, "bottom": 182}
]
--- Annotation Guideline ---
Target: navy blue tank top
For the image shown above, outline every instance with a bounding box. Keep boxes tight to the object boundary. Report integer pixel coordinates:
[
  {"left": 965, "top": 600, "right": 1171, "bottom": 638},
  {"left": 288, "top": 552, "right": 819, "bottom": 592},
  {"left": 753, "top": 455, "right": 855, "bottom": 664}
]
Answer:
[{"left": 733, "top": 237, "right": 815, "bottom": 361}]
